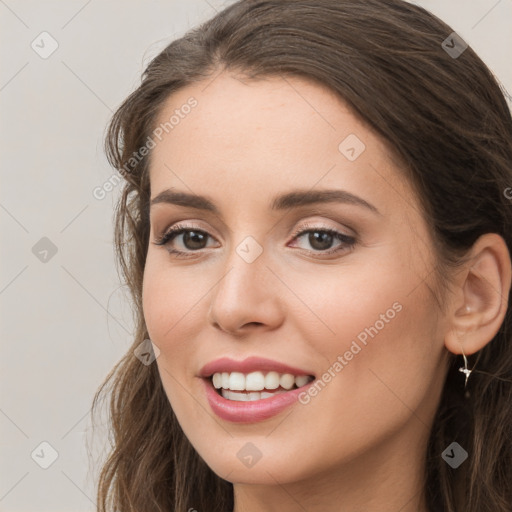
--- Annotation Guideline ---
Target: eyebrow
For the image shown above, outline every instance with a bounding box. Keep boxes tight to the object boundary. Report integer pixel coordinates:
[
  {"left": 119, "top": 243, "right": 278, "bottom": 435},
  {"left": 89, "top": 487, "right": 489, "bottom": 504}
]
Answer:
[{"left": 150, "top": 188, "right": 381, "bottom": 215}]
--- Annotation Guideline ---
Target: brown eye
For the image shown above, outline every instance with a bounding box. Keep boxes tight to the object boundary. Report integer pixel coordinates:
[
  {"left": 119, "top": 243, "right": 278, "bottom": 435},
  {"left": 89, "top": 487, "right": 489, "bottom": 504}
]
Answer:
[
  {"left": 290, "top": 227, "right": 356, "bottom": 256},
  {"left": 153, "top": 223, "right": 219, "bottom": 258}
]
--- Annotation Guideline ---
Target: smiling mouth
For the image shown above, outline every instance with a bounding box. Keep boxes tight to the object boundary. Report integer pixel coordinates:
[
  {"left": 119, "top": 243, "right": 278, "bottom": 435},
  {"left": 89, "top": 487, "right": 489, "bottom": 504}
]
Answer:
[{"left": 209, "top": 371, "right": 315, "bottom": 402}]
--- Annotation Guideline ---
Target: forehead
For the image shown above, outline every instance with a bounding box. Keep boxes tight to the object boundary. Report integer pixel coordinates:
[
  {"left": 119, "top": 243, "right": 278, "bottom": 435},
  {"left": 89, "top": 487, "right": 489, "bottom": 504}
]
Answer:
[
  {"left": 151, "top": 72, "right": 378, "bottom": 159},
  {"left": 148, "top": 72, "right": 412, "bottom": 219}
]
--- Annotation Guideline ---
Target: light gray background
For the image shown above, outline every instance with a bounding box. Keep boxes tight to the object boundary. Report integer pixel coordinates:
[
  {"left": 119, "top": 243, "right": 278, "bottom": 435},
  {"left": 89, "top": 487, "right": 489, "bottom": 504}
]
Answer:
[{"left": 1, "top": 1, "right": 511, "bottom": 510}]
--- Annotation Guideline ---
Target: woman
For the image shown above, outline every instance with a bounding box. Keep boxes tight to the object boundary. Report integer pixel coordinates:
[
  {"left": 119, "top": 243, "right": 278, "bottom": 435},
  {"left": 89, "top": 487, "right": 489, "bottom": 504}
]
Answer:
[{"left": 92, "top": 1, "right": 512, "bottom": 510}]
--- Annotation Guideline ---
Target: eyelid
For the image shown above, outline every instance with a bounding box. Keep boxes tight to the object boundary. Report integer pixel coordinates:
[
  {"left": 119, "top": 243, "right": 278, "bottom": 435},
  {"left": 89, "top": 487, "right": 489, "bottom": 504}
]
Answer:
[
  {"left": 154, "top": 215, "right": 355, "bottom": 240},
  {"left": 289, "top": 219, "right": 356, "bottom": 239},
  {"left": 155, "top": 221, "right": 346, "bottom": 244}
]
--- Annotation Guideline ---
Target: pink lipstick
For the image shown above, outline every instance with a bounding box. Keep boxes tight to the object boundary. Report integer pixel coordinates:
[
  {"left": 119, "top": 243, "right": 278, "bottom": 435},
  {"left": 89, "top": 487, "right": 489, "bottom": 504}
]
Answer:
[{"left": 199, "top": 356, "right": 316, "bottom": 423}]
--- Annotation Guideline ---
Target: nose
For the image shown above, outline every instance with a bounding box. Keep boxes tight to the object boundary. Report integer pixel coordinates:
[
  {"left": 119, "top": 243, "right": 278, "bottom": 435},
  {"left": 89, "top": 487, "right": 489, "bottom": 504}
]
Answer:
[{"left": 207, "top": 247, "right": 285, "bottom": 336}]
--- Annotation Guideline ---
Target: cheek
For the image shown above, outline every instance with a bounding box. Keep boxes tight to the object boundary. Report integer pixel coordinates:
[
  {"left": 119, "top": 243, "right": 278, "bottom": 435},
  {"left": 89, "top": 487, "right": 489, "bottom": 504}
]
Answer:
[
  {"left": 141, "top": 259, "right": 204, "bottom": 419},
  {"left": 142, "top": 255, "right": 200, "bottom": 344},
  {"left": 141, "top": 258, "right": 197, "bottom": 388},
  {"left": 285, "top": 260, "right": 425, "bottom": 359},
  {"left": 288, "top": 263, "right": 441, "bottom": 433}
]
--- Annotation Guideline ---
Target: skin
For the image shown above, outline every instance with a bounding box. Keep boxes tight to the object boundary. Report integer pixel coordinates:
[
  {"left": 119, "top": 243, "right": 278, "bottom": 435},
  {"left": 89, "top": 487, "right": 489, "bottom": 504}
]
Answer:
[{"left": 142, "top": 71, "right": 511, "bottom": 512}]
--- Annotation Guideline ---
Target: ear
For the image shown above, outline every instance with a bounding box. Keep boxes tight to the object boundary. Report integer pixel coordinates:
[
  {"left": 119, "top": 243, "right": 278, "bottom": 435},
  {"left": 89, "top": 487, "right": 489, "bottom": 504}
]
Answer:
[{"left": 444, "top": 233, "right": 511, "bottom": 356}]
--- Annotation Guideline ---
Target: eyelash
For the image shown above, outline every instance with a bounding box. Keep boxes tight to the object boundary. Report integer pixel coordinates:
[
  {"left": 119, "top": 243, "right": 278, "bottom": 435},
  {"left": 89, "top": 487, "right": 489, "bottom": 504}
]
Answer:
[{"left": 153, "top": 222, "right": 357, "bottom": 259}]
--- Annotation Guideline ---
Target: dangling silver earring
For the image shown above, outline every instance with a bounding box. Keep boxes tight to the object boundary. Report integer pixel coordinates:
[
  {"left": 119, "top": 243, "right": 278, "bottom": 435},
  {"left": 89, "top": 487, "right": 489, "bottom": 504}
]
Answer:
[
  {"left": 457, "top": 306, "right": 473, "bottom": 397},
  {"left": 458, "top": 345, "right": 473, "bottom": 398}
]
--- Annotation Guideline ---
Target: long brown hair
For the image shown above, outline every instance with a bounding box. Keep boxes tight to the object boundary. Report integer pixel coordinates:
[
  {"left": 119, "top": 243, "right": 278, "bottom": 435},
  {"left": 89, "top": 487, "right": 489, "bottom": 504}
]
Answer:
[{"left": 91, "top": 1, "right": 512, "bottom": 510}]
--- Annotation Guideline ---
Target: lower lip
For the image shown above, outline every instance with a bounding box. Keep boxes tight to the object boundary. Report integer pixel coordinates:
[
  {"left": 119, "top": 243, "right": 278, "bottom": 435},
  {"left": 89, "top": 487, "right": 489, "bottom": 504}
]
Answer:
[{"left": 201, "top": 377, "right": 314, "bottom": 423}]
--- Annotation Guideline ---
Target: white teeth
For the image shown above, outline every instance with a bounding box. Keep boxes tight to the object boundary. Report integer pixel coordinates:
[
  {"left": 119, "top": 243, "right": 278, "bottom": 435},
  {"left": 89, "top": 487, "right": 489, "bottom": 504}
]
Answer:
[
  {"left": 245, "top": 371, "right": 265, "bottom": 391},
  {"left": 265, "top": 371, "right": 280, "bottom": 390},
  {"left": 222, "top": 390, "right": 248, "bottom": 401},
  {"left": 211, "top": 371, "right": 313, "bottom": 392},
  {"left": 295, "top": 375, "right": 310, "bottom": 387},
  {"left": 280, "top": 373, "right": 295, "bottom": 390},
  {"left": 212, "top": 373, "right": 222, "bottom": 389},
  {"left": 221, "top": 389, "right": 288, "bottom": 401},
  {"left": 229, "top": 372, "right": 245, "bottom": 390}
]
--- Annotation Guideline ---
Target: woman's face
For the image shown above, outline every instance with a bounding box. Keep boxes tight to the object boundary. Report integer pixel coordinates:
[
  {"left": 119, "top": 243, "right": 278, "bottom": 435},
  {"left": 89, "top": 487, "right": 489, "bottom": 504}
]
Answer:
[{"left": 142, "top": 72, "right": 450, "bottom": 487}]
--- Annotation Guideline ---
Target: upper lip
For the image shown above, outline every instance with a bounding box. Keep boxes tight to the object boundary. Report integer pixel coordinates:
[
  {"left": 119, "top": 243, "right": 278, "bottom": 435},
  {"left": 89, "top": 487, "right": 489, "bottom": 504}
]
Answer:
[{"left": 199, "top": 356, "right": 315, "bottom": 378}]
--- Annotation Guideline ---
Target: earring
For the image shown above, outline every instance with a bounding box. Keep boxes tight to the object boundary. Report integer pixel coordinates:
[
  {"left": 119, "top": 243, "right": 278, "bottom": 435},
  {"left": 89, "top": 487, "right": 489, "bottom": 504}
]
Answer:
[
  {"left": 458, "top": 346, "right": 473, "bottom": 399},
  {"left": 458, "top": 349, "right": 472, "bottom": 387},
  {"left": 457, "top": 306, "right": 473, "bottom": 394}
]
